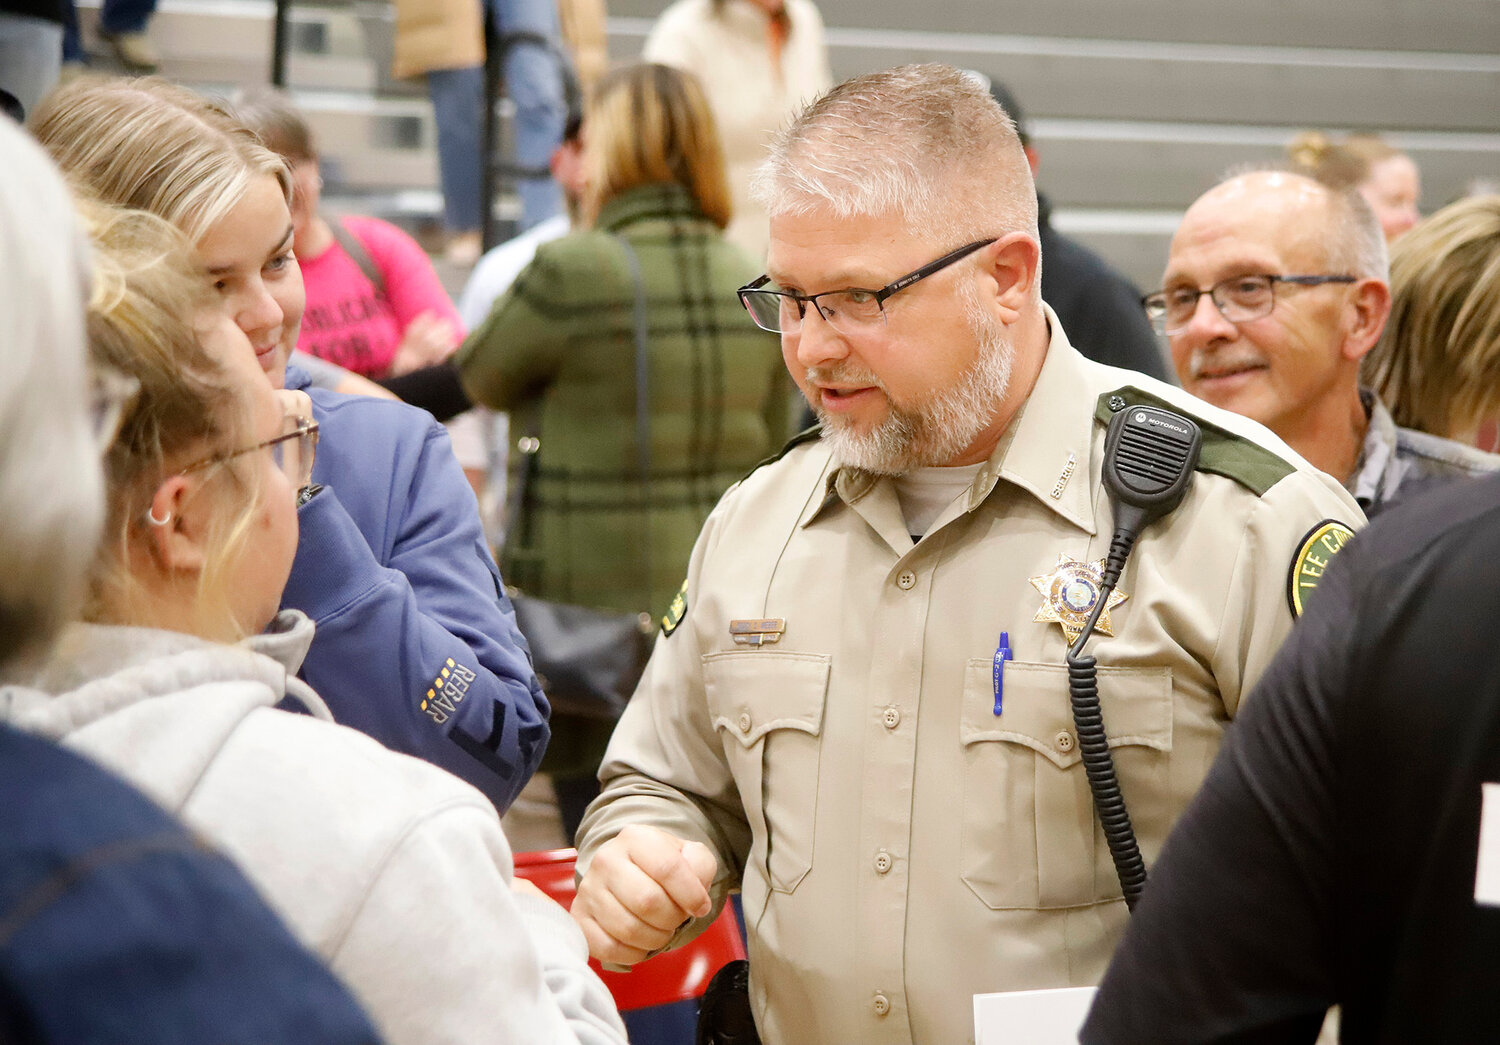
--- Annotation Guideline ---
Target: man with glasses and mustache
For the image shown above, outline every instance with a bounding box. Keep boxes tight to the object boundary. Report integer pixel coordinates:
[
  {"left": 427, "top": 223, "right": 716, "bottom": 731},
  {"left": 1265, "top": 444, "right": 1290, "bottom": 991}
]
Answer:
[
  {"left": 1154, "top": 169, "right": 1496, "bottom": 516},
  {"left": 572, "top": 65, "right": 1360, "bottom": 1045}
]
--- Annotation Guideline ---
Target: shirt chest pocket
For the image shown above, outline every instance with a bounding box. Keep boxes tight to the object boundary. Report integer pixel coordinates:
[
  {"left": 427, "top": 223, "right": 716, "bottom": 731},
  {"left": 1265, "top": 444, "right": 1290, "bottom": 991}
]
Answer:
[
  {"left": 959, "top": 659, "right": 1173, "bottom": 910},
  {"left": 703, "top": 650, "right": 829, "bottom": 897}
]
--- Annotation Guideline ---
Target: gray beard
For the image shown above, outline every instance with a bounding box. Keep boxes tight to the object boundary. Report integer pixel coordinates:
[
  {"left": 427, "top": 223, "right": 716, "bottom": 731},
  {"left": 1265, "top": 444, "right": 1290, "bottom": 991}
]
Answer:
[{"left": 814, "top": 293, "right": 1014, "bottom": 475}]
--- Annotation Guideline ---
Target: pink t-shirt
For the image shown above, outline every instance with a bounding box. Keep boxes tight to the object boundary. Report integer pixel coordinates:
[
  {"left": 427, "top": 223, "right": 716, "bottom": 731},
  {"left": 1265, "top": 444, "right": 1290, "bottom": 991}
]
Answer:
[{"left": 296, "top": 214, "right": 464, "bottom": 378}]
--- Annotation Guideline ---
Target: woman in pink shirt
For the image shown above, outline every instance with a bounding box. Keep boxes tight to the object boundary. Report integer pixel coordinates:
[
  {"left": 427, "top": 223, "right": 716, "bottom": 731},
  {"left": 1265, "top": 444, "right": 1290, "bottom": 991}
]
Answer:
[{"left": 239, "top": 91, "right": 472, "bottom": 419}]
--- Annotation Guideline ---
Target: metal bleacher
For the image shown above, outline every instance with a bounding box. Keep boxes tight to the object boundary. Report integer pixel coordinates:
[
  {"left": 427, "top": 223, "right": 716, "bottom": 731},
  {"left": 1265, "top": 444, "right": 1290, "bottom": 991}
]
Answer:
[{"left": 74, "top": 0, "right": 1500, "bottom": 289}]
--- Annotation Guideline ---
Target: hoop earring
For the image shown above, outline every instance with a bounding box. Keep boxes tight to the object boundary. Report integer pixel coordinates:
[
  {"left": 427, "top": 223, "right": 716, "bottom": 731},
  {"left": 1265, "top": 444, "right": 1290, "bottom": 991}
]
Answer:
[{"left": 146, "top": 505, "right": 172, "bottom": 527}]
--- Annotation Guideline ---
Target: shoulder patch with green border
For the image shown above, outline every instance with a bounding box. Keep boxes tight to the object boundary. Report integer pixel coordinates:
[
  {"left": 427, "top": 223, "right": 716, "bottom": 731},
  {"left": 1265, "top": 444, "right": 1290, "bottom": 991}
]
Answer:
[
  {"left": 1288, "top": 520, "right": 1355, "bottom": 617},
  {"left": 1093, "top": 388, "right": 1296, "bottom": 497},
  {"left": 661, "top": 578, "right": 689, "bottom": 637}
]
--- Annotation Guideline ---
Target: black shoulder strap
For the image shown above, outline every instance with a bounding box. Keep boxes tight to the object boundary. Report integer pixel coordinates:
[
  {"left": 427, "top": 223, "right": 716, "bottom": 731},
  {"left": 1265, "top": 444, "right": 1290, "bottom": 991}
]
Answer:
[{"left": 329, "top": 218, "right": 386, "bottom": 297}]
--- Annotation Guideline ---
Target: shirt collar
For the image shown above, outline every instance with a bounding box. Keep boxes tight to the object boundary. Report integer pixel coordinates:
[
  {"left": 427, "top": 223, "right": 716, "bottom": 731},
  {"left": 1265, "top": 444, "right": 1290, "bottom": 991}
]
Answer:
[{"left": 803, "top": 304, "right": 1099, "bottom": 536}]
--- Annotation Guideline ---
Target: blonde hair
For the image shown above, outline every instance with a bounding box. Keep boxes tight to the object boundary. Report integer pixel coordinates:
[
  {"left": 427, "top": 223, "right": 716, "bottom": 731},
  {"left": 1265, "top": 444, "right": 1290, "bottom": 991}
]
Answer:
[
  {"left": 0, "top": 120, "right": 103, "bottom": 671},
  {"left": 582, "top": 63, "right": 732, "bottom": 229},
  {"left": 78, "top": 201, "right": 264, "bottom": 639},
  {"left": 1287, "top": 131, "right": 1403, "bottom": 192},
  {"left": 751, "top": 64, "right": 1037, "bottom": 250},
  {"left": 1363, "top": 195, "right": 1500, "bottom": 439},
  {"left": 30, "top": 76, "right": 292, "bottom": 244}
]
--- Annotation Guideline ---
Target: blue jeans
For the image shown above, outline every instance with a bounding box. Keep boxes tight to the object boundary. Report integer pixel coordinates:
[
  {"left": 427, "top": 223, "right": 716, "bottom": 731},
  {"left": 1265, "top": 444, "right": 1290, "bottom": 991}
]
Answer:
[
  {"left": 427, "top": 0, "right": 566, "bottom": 234},
  {"left": 62, "top": 0, "right": 157, "bottom": 61}
]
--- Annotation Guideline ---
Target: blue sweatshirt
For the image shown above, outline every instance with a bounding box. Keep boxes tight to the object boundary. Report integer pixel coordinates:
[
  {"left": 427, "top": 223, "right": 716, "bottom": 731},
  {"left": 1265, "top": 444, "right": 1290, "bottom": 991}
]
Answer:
[{"left": 282, "top": 364, "right": 549, "bottom": 809}]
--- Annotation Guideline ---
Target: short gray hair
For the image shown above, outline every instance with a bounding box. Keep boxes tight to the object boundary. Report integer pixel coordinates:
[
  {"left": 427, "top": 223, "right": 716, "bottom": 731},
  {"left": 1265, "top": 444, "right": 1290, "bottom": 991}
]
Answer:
[
  {"left": 750, "top": 63, "right": 1038, "bottom": 249},
  {"left": 0, "top": 119, "right": 104, "bottom": 671},
  {"left": 1324, "top": 185, "right": 1389, "bottom": 281},
  {"left": 1216, "top": 163, "right": 1388, "bottom": 281}
]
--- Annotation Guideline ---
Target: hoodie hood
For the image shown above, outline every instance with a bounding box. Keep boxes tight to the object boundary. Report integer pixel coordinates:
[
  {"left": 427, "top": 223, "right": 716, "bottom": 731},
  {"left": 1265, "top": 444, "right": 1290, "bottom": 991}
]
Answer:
[{"left": 0, "top": 610, "right": 330, "bottom": 815}]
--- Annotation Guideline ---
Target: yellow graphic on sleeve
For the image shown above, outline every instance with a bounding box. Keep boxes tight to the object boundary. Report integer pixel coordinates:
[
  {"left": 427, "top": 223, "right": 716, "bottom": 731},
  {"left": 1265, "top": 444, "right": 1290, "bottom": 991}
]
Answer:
[
  {"left": 661, "top": 578, "right": 689, "bottom": 638},
  {"left": 1288, "top": 520, "right": 1355, "bottom": 618},
  {"left": 419, "top": 657, "right": 479, "bottom": 724}
]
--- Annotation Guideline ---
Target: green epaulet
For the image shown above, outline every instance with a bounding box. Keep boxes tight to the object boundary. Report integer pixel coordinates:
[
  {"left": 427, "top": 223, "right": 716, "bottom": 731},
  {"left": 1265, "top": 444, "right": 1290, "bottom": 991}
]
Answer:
[
  {"left": 737, "top": 424, "right": 824, "bottom": 485},
  {"left": 1093, "top": 387, "right": 1295, "bottom": 497}
]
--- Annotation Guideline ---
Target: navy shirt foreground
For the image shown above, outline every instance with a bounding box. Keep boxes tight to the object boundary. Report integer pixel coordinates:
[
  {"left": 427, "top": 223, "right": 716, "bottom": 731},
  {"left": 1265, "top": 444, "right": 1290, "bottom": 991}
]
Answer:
[{"left": 1083, "top": 470, "right": 1500, "bottom": 1044}]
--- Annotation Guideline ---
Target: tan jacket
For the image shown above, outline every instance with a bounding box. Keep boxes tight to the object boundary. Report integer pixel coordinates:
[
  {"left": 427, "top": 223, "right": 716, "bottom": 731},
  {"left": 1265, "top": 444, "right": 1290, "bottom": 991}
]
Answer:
[
  {"left": 392, "top": 0, "right": 483, "bottom": 80},
  {"left": 577, "top": 314, "right": 1363, "bottom": 1045}
]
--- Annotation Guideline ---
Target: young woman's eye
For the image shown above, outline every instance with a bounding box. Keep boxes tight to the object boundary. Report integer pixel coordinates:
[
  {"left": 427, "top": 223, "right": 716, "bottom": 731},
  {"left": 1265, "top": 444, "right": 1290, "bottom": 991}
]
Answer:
[{"left": 266, "top": 252, "right": 292, "bottom": 274}]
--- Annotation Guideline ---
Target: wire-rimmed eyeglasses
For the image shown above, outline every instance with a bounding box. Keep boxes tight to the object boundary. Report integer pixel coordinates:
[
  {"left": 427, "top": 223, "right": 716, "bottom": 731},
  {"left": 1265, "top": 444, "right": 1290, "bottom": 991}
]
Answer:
[
  {"left": 1142, "top": 274, "right": 1357, "bottom": 335},
  {"left": 179, "top": 414, "right": 320, "bottom": 492},
  {"left": 737, "top": 238, "right": 998, "bottom": 335}
]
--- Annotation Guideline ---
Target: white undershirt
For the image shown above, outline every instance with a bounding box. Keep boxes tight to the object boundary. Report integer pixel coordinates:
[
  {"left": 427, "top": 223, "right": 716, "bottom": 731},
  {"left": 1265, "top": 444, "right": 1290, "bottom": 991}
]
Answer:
[{"left": 893, "top": 463, "right": 986, "bottom": 539}]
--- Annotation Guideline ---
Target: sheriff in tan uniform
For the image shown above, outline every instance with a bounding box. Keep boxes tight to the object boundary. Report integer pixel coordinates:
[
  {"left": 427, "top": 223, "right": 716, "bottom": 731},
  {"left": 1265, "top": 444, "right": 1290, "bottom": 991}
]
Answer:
[{"left": 571, "top": 64, "right": 1363, "bottom": 1045}]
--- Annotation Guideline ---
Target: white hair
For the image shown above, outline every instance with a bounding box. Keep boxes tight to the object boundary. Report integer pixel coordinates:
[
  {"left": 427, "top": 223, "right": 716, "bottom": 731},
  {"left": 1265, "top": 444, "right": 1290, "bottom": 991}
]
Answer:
[
  {"left": 750, "top": 63, "right": 1038, "bottom": 247},
  {"left": 0, "top": 118, "right": 105, "bottom": 670}
]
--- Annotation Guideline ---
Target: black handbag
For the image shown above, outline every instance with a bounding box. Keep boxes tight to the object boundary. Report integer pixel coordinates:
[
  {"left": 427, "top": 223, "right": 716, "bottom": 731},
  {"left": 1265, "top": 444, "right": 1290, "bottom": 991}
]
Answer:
[
  {"left": 507, "top": 234, "right": 657, "bottom": 724},
  {"left": 509, "top": 592, "right": 655, "bottom": 721}
]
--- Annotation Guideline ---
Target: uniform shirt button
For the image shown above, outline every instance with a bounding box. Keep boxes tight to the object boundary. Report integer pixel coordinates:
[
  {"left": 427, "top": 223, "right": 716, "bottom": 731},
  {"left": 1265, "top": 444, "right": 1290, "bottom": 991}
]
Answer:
[
  {"left": 874, "top": 850, "right": 893, "bottom": 875},
  {"left": 896, "top": 570, "right": 917, "bottom": 590},
  {"left": 882, "top": 706, "right": 901, "bottom": 729},
  {"left": 873, "top": 993, "right": 891, "bottom": 1016},
  {"left": 1055, "top": 730, "right": 1075, "bottom": 752},
  {"left": 738, "top": 712, "right": 752, "bottom": 733}
]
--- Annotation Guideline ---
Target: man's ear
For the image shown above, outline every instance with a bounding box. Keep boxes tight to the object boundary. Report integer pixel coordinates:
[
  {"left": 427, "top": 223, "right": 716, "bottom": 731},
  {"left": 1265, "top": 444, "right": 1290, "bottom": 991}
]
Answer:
[
  {"left": 144, "top": 475, "right": 210, "bottom": 576},
  {"left": 1342, "top": 278, "right": 1392, "bottom": 363},
  {"left": 983, "top": 232, "right": 1041, "bottom": 324}
]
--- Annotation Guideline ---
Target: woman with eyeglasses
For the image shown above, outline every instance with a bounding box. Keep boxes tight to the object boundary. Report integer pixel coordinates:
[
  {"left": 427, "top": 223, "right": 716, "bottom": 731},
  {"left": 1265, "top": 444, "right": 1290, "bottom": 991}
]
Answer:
[
  {"left": 0, "top": 115, "right": 383, "bottom": 1045},
  {"left": 9, "top": 198, "right": 629, "bottom": 1045},
  {"left": 457, "top": 62, "right": 789, "bottom": 842},
  {"left": 32, "top": 76, "right": 549, "bottom": 813}
]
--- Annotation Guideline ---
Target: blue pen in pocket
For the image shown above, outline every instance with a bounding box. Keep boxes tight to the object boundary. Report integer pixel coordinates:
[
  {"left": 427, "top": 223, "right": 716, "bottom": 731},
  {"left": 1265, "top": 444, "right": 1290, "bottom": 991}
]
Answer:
[{"left": 992, "top": 631, "right": 1012, "bottom": 715}]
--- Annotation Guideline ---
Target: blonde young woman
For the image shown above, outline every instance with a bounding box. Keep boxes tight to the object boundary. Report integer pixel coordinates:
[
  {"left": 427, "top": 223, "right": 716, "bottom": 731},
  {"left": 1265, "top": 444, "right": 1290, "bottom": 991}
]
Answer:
[
  {"left": 31, "top": 77, "right": 550, "bottom": 811},
  {"left": 1363, "top": 195, "right": 1500, "bottom": 448},
  {"left": 3, "top": 201, "right": 627, "bottom": 1045}
]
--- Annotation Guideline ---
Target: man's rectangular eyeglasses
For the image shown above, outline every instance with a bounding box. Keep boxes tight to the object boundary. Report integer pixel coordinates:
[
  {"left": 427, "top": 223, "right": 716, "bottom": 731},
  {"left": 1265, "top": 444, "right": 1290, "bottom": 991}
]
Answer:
[
  {"left": 1142, "top": 274, "right": 1357, "bottom": 335},
  {"left": 737, "top": 238, "right": 998, "bottom": 335},
  {"left": 179, "top": 415, "right": 320, "bottom": 493}
]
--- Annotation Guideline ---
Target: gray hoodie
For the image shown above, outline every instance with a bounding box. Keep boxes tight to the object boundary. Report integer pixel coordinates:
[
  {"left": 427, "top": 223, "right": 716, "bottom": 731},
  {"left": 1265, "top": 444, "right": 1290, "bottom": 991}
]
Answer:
[{"left": 1, "top": 611, "right": 627, "bottom": 1045}]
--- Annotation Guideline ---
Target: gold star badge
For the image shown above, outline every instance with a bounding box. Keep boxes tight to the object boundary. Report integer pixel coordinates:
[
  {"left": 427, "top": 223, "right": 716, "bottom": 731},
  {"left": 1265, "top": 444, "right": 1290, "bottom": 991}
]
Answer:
[{"left": 1030, "top": 554, "right": 1129, "bottom": 642}]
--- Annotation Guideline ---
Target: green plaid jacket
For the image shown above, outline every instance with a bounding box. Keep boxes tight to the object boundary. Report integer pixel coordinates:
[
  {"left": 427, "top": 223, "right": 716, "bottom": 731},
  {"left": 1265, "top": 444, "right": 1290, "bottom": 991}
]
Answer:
[{"left": 459, "top": 182, "right": 790, "bottom": 619}]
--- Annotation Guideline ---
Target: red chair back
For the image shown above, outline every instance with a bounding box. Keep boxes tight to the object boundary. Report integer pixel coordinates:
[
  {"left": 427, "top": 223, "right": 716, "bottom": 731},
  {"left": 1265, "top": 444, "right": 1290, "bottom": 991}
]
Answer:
[{"left": 513, "top": 847, "right": 747, "bottom": 1012}]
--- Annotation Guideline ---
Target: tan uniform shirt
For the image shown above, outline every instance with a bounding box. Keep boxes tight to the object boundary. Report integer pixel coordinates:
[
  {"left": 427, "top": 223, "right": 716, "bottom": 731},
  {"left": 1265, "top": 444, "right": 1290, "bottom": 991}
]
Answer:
[{"left": 577, "top": 316, "right": 1363, "bottom": 1045}]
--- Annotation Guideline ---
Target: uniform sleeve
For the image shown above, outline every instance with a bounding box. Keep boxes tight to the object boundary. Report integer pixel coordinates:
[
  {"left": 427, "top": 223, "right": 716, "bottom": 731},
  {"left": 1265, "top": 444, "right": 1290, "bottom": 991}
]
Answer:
[
  {"left": 349, "top": 216, "right": 466, "bottom": 336},
  {"left": 1210, "top": 471, "right": 1364, "bottom": 716},
  {"left": 283, "top": 419, "right": 550, "bottom": 812},
  {"left": 329, "top": 800, "right": 628, "bottom": 1045},
  {"left": 456, "top": 245, "right": 574, "bottom": 411},
  {"left": 1081, "top": 524, "right": 1364, "bottom": 1044},
  {"left": 574, "top": 497, "right": 754, "bottom": 944}
]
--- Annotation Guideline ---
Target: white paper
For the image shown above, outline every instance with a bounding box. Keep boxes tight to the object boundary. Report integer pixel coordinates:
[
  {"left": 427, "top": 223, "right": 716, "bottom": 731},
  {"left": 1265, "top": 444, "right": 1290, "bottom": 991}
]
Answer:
[
  {"left": 1474, "top": 783, "right": 1500, "bottom": 906},
  {"left": 973, "top": 986, "right": 1097, "bottom": 1045}
]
